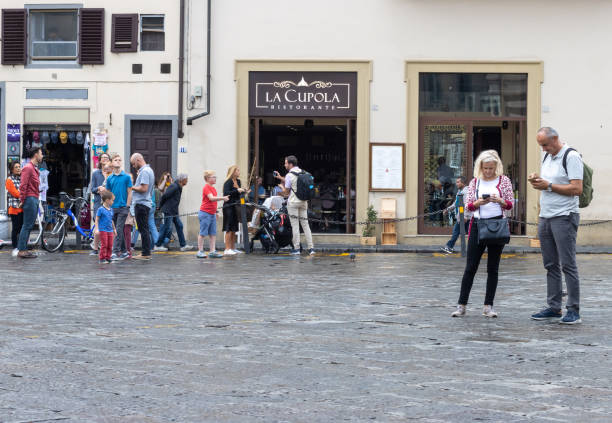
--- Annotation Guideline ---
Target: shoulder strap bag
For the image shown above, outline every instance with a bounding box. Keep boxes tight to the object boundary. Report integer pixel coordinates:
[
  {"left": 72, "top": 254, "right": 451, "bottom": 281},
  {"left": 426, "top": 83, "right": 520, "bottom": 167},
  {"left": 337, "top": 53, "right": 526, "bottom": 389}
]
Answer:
[{"left": 475, "top": 179, "right": 510, "bottom": 245}]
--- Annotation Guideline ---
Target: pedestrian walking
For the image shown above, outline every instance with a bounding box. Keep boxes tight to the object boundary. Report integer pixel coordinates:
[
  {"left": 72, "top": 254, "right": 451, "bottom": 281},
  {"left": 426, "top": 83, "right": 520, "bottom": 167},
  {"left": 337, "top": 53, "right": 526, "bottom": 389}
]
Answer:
[
  {"left": 197, "top": 170, "right": 229, "bottom": 258},
  {"left": 222, "top": 165, "right": 248, "bottom": 255},
  {"left": 132, "top": 179, "right": 160, "bottom": 248},
  {"left": 451, "top": 150, "right": 514, "bottom": 318},
  {"left": 529, "top": 127, "right": 584, "bottom": 325},
  {"left": 441, "top": 176, "right": 472, "bottom": 254},
  {"left": 16, "top": 147, "right": 43, "bottom": 259},
  {"left": 105, "top": 153, "right": 132, "bottom": 261},
  {"left": 95, "top": 190, "right": 117, "bottom": 264},
  {"left": 274, "top": 155, "right": 315, "bottom": 255},
  {"left": 88, "top": 152, "right": 111, "bottom": 255},
  {"left": 154, "top": 173, "right": 193, "bottom": 252},
  {"left": 130, "top": 153, "right": 155, "bottom": 260},
  {"left": 6, "top": 161, "right": 23, "bottom": 255}
]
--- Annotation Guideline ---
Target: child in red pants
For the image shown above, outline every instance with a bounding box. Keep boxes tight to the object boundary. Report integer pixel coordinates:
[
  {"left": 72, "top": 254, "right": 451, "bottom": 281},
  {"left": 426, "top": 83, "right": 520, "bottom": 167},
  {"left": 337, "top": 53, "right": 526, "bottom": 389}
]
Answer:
[{"left": 95, "top": 191, "right": 117, "bottom": 264}]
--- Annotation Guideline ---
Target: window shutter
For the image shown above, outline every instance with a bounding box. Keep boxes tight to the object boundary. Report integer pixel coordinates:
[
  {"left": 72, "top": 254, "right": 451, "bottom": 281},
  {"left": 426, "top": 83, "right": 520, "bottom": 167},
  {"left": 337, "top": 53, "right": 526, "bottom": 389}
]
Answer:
[
  {"left": 111, "top": 14, "right": 138, "bottom": 52},
  {"left": 1, "top": 9, "right": 27, "bottom": 65},
  {"left": 79, "top": 8, "right": 105, "bottom": 65}
]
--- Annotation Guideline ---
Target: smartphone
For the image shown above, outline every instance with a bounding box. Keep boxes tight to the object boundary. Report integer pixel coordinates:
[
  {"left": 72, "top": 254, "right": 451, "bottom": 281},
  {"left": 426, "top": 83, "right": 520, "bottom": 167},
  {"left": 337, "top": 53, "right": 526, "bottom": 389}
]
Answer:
[{"left": 482, "top": 194, "right": 491, "bottom": 199}]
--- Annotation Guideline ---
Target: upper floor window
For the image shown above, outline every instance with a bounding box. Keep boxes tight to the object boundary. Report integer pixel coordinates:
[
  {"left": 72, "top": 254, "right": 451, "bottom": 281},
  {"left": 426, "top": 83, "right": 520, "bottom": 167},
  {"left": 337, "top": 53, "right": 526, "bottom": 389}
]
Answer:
[
  {"left": 140, "top": 15, "right": 164, "bottom": 51},
  {"left": 29, "top": 10, "right": 78, "bottom": 61}
]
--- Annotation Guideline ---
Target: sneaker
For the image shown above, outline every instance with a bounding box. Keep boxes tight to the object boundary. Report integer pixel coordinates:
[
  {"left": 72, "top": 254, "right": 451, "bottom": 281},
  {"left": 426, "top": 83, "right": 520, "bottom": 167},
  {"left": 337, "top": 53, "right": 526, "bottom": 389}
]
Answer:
[
  {"left": 99, "top": 259, "right": 108, "bottom": 264},
  {"left": 483, "top": 305, "right": 498, "bottom": 318},
  {"left": 560, "top": 310, "right": 582, "bottom": 325},
  {"left": 17, "top": 250, "right": 37, "bottom": 258},
  {"left": 132, "top": 254, "right": 152, "bottom": 261},
  {"left": 440, "top": 246, "right": 454, "bottom": 254},
  {"left": 531, "top": 307, "right": 562, "bottom": 321},
  {"left": 308, "top": 248, "right": 315, "bottom": 256},
  {"left": 223, "top": 249, "right": 237, "bottom": 256},
  {"left": 232, "top": 249, "right": 244, "bottom": 254},
  {"left": 90, "top": 250, "right": 99, "bottom": 256},
  {"left": 290, "top": 249, "right": 301, "bottom": 255},
  {"left": 119, "top": 251, "right": 130, "bottom": 260},
  {"left": 451, "top": 304, "right": 466, "bottom": 317},
  {"left": 180, "top": 244, "right": 195, "bottom": 252},
  {"left": 110, "top": 253, "right": 119, "bottom": 261},
  {"left": 209, "top": 251, "right": 223, "bottom": 258},
  {"left": 196, "top": 250, "right": 207, "bottom": 258},
  {"left": 154, "top": 245, "right": 168, "bottom": 252},
  {"left": 12, "top": 248, "right": 19, "bottom": 257}
]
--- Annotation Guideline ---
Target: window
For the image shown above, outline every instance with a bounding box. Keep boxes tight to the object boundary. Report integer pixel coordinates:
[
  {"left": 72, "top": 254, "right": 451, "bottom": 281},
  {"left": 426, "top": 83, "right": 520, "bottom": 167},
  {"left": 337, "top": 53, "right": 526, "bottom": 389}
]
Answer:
[
  {"left": 140, "top": 15, "right": 164, "bottom": 51},
  {"left": 29, "top": 10, "right": 78, "bottom": 60}
]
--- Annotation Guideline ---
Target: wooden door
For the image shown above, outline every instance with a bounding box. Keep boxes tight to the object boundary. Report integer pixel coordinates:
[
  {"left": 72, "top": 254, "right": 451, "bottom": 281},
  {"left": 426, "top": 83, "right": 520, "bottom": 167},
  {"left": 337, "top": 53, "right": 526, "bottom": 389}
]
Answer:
[{"left": 130, "top": 120, "right": 172, "bottom": 180}]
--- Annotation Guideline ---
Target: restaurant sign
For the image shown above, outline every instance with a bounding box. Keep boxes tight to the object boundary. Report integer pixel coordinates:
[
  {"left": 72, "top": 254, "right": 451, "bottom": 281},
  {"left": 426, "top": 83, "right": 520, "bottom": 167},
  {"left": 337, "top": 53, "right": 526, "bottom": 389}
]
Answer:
[{"left": 249, "top": 71, "right": 357, "bottom": 117}]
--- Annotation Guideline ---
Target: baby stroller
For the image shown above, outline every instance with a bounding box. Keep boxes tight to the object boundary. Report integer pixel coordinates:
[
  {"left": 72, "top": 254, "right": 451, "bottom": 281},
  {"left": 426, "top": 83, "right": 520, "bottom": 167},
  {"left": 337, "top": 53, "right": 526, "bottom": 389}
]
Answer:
[{"left": 250, "top": 202, "right": 295, "bottom": 253}]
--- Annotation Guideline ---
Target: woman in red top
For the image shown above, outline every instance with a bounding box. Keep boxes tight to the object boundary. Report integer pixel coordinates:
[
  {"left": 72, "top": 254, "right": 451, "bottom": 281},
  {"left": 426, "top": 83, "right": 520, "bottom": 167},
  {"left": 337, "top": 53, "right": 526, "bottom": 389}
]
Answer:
[{"left": 5, "top": 161, "right": 23, "bottom": 250}]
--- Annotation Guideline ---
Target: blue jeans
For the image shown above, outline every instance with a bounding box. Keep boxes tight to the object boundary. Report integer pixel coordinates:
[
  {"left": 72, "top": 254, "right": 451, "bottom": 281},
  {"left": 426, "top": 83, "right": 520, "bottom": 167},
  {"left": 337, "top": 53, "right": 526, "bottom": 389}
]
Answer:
[
  {"left": 133, "top": 207, "right": 159, "bottom": 245},
  {"left": 446, "top": 220, "right": 470, "bottom": 250},
  {"left": 156, "top": 216, "right": 186, "bottom": 247},
  {"left": 17, "top": 197, "right": 38, "bottom": 251}
]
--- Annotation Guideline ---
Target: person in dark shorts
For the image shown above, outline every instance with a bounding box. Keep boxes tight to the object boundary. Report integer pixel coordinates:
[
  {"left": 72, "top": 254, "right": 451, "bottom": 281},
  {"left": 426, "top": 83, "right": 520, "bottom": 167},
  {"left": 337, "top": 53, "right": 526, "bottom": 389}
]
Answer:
[{"left": 222, "top": 165, "right": 248, "bottom": 255}]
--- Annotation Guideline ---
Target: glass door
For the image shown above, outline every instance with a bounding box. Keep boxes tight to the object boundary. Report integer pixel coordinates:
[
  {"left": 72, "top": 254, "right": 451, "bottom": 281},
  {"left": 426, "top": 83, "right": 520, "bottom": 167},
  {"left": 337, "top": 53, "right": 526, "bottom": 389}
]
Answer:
[{"left": 419, "top": 120, "right": 472, "bottom": 234}]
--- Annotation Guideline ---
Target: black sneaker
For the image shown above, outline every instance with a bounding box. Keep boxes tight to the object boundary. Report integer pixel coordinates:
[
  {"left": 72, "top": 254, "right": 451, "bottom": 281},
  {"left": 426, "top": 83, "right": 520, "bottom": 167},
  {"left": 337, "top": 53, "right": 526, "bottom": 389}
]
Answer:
[
  {"left": 560, "top": 310, "right": 581, "bottom": 325},
  {"left": 90, "top": 250, "right": 99, "bottom": 256},
  {"left": 531, "top": 307, "right": 562, "bottom": 320},
  {"left": 440, "top": 246, "right": 454, "bottom": 254}
]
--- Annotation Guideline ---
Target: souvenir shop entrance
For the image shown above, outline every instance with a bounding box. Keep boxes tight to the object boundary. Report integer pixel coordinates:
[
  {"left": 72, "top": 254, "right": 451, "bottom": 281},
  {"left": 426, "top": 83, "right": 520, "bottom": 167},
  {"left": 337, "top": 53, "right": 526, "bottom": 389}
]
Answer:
[{"left": 22, "top": 125, "right": 91, "bottom": 203}]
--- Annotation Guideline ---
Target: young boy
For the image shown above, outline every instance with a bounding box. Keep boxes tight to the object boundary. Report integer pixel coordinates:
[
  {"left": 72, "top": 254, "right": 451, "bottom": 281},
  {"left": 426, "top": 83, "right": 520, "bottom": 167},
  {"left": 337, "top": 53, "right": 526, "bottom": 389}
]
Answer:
[
  {"left": 96, "top": 191, "right": 117, "bottom": 264},
  {"left": 197, "top": 170, "right": 229, "bottom": 258}
]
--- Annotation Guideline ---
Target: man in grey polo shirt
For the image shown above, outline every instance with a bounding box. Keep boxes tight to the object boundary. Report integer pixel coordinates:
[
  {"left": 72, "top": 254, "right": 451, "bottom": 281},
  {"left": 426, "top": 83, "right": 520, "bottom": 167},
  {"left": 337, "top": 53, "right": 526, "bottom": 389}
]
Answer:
[
  {"left": 130, "top": 153, "right": 155, "bottom": 260},
  {"left": 529, "top": 127, "right": 584, "bottom": 324}
]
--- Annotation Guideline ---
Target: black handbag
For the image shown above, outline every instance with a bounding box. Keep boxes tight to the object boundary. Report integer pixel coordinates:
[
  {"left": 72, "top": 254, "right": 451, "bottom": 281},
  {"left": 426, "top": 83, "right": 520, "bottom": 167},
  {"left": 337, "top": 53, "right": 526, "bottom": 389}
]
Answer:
[{"left": 477, "top": 217, "right": 510, "bottom": 245}]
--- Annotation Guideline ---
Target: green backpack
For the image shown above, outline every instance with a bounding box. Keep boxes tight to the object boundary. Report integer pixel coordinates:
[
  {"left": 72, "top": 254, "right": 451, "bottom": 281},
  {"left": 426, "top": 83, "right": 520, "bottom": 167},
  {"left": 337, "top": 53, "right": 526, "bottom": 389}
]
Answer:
[{"left": 544, "top": 147, "right": 593, "bottom": 208}]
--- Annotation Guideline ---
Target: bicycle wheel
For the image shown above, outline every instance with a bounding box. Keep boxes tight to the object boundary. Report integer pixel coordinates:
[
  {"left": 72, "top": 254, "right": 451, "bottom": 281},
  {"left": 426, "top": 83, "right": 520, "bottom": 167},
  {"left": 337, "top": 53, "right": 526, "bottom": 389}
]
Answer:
[{"left": 42, "top": 222, "right": 66, "bottom": 252}]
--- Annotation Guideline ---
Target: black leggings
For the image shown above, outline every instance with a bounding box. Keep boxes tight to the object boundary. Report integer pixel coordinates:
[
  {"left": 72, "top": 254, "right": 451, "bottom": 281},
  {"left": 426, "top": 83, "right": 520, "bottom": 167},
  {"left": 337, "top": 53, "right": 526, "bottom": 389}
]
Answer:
[
  {"left": 10, "top": 213, "right": 24, "bottom": 248},
  {"left": 458, "top": 218, "right": 505, "bottom": 306}
]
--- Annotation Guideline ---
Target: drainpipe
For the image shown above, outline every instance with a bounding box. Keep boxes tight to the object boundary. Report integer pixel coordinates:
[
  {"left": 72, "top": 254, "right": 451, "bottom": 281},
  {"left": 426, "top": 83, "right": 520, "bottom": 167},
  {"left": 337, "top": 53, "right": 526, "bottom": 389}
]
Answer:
[
  {"left": 178, "top": 0, "right": 186, "bottom": 138},
  {"left": 186, "top": 0, "right": 211, "bottom": 125}
]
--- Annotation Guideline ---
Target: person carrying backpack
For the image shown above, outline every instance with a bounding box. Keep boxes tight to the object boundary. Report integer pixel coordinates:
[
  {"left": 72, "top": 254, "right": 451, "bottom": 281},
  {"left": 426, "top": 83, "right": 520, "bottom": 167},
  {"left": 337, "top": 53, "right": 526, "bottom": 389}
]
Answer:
[
  {"left": 274, "top": 155, "right": 315, "bottom": 255},
  {"left": 529, "top": 127, "right": 586, "bottom": 325}
]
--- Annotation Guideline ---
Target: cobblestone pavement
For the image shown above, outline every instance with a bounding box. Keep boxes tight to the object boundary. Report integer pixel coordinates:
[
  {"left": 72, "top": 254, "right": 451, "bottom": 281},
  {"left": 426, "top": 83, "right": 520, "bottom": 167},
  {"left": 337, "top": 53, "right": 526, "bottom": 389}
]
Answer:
[{"left": 1, "top": 249, "right": 611, "bottom": 422}]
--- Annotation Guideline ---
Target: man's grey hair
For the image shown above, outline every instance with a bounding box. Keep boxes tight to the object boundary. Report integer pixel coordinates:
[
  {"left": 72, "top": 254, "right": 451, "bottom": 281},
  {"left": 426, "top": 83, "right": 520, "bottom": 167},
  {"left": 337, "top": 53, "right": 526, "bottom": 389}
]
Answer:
[
  {"left": 537, "top": 127, "right": 559, "bottom": 139},
  {"left": 175, "top": 173, "right": 188, "bottom": 182}
]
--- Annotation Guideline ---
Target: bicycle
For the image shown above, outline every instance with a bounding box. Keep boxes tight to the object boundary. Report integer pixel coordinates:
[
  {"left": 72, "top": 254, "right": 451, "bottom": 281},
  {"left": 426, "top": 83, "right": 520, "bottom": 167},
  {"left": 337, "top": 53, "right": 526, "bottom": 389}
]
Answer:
[
  {"left": 25, "top": 198, "right": 47, "bottom": 248},
  {"left": 42, "top": 193, "right": 95, "bottom": 252}
]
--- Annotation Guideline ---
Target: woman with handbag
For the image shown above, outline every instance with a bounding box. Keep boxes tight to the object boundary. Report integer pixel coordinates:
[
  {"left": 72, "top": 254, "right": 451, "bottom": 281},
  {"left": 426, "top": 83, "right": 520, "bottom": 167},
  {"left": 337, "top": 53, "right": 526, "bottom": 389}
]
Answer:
[{"left": 451, "top": 150, "right": 514, "bottom": 318}]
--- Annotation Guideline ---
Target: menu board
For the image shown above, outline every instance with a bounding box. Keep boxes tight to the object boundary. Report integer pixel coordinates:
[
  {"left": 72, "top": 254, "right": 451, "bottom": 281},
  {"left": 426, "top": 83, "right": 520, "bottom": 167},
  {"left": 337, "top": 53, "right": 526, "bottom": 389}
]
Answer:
[{"left": 370, "top": 143, "right": 405, "bottom": 191}]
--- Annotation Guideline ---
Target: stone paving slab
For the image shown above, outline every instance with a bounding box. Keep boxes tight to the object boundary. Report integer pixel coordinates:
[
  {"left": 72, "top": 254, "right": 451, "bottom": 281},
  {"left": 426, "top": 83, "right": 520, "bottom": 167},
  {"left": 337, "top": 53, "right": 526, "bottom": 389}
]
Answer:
[{"left": 0, "top": 250, "right": 611, "bottom": 422}]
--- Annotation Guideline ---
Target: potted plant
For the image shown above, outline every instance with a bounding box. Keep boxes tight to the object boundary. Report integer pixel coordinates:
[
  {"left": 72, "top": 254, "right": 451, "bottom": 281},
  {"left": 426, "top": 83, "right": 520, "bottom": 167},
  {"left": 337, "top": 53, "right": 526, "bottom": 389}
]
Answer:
[{"left": 360, "top": 205, "right": 377, "bottom": 245}]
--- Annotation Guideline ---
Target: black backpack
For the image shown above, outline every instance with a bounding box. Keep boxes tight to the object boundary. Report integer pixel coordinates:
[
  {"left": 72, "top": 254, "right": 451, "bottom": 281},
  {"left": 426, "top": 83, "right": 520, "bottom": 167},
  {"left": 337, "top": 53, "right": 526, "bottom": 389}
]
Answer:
[{"left": 290, "top": 170, "right": 315, "bottom": 201}]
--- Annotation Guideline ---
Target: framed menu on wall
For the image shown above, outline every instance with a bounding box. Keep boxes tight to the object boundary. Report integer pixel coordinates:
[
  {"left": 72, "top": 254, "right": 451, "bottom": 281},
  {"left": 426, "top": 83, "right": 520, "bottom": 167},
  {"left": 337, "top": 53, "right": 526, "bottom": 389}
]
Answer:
[{"left": 369, "top": 143, "right": 405, "bottom": 191}]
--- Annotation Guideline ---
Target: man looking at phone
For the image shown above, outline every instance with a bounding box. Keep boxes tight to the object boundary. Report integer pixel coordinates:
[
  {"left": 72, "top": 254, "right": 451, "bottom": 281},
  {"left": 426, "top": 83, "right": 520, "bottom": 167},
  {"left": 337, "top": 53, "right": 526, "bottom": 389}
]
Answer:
[{"left": 529, "top": 127, "right": 583, "bottom": 325}]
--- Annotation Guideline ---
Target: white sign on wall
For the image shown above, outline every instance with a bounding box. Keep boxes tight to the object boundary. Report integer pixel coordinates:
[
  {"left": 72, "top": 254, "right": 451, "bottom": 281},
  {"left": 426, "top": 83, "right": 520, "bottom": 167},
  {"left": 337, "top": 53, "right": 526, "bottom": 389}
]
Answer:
[{"left": 370, "top": 143, "right": 405, "bottom": 192}]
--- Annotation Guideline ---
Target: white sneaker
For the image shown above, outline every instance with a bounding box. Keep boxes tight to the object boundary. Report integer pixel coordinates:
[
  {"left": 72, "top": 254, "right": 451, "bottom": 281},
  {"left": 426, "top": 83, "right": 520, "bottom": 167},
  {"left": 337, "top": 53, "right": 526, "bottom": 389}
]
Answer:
[
  {"left": 153, "top": 245, "right": 168, "bottom": 252},
  {"left": 223, "top": 249, "right": 237, "bottom": 256},
  {"left": 12, "top": 248, "right": 19, "bottom": 257},
  {"left": 196, "top": 250, "right": 207, "bottom": 258},
  {"left": 180, "top": 244, "right": 194, "bottom": 252},
  {"left": 483, "top": 305, "right": 498, "bottom": 318},
  {"left": 232, "top": 249, "right": 243, "bottom": 254},
  {"left": 451, "top": 304, "right": 466, "bottom": 317}
]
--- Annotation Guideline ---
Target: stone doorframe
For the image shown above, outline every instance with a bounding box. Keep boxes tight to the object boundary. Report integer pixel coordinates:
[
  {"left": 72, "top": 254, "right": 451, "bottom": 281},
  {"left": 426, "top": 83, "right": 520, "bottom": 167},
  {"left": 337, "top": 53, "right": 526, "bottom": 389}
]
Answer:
[
  {"left": 234, "top": 60, "right": 372, "bottom": 226},
  {"left": 404, "top": 60, "right": 544, "bottom": 237}
]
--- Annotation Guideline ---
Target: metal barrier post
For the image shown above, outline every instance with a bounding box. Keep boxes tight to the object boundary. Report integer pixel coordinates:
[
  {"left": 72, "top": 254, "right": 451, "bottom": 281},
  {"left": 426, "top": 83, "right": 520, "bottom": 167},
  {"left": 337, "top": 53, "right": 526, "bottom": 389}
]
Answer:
[
  {"left": 458, "top": 192, "right": 466, "bottom": 257},
  {"left": 240, "top": 194, "right": 250, "bottom": 254}
]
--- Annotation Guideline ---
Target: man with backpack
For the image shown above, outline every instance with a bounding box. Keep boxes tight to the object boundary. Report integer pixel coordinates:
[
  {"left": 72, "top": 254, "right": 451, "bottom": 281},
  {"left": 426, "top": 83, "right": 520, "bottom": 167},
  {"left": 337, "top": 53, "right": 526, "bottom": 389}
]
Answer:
[
  {"left": 274, "top": 155, "right": 315, "bottom": 255},
  {"left": 529, "top": 127, "right": 589, "bottom": 325}
]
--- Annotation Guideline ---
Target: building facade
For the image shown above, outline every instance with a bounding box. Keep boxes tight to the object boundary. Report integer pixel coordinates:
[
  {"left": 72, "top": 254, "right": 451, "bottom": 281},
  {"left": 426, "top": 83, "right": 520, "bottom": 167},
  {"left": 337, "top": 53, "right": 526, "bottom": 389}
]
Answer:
[{"left": 2, "top": 0, "right": 611, "bottom": 245}]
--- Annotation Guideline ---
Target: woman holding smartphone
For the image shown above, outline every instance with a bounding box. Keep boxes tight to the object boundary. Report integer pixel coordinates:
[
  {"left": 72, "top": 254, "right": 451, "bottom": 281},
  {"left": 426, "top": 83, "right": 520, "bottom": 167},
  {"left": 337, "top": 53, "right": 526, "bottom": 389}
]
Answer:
[{"left": 451, "top": 150, "right": 515, "bottom": 318}]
